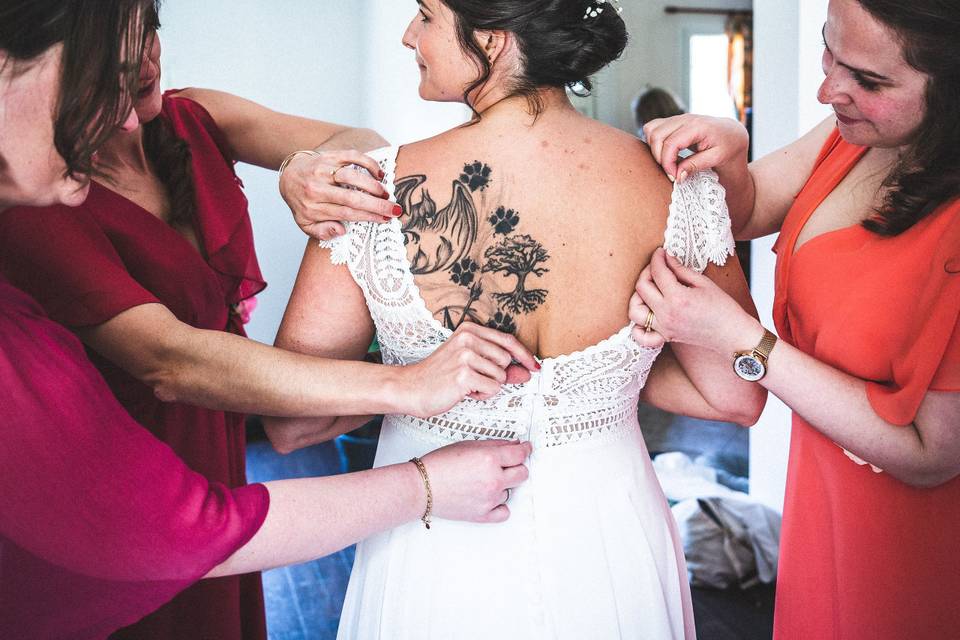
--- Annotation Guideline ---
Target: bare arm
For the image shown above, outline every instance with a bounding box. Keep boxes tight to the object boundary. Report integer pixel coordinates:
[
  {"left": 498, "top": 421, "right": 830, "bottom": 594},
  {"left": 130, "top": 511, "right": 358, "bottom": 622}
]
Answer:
[
  {"left": 263, "top": 239, "right": 378, "bottom": 452},
  {"left": 636, "top": 251, "right": 960, "bottom": 488},
  {"left": 636, "top": 252, "right": 766, "bottom": 426},
  {"left": 644, "top": 115, "right": 837, "bottom": 240},
  {"left": 759, "top": 337, "right": 960, "bottom": 487},
  {"left": 76, "top": 304, "right": 409, "bottom": 419},
  {"left": 177, "top": 88, "right": 399, "bottom": 236},
  {"left": 207, "top": 439, "right": 533, "bottom": 577},
  {"left": 175, "top": 87, "right": 387, "bottom": 169}
]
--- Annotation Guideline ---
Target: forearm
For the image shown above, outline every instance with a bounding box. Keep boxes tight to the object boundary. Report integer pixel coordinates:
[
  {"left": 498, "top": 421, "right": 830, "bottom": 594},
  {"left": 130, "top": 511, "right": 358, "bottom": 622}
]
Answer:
[
  {"left": 756, "top": 329, "right": 950, "bottom": 486},
  {"left": 641, "top": 347, "right": 732, "bottom": 419},
  {"left": 206, "top": 462, "right": 422, "bottom": 577},
  {"left": 145, "top": 326, "right": 406, "bottom": 418},
  {"left": 668, "top": 341, "right": 765, "bottom": 425},
  {"left": 263, "top": 414, "right": 372, "bottom": 454}
]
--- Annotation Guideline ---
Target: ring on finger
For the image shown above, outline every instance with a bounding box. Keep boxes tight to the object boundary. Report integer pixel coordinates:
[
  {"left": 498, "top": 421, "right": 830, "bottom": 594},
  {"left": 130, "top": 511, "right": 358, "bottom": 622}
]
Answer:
[
  {"left": 643, "top": 309, "right": 656, "bottom": 333},
  {"left": 330, "top": 163, "right": 348, "bottom": 183}
]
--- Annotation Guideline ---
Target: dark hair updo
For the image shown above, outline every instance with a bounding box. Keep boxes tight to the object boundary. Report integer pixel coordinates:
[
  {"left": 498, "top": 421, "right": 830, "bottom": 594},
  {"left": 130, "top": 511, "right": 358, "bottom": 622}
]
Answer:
[
  {"left": 856, "top": 0, "right": 960, "bottom": 236},
  {"left": 442, "top": 0, "right": 628, "bottom": 114}
]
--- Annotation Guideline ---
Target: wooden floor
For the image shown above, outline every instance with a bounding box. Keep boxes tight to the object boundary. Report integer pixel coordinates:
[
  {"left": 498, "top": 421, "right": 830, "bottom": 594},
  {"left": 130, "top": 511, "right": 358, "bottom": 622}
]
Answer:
[{"left": 245, "top": 409, "right": 773, "bottom": 640}]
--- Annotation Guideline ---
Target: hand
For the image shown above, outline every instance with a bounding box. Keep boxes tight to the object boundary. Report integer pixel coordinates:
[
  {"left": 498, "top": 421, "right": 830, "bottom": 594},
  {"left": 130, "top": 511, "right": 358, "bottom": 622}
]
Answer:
[
  {"left": 279, "top": 149, "right": 402, "bottom": 241},
  {"left": 643, "top": 114, "right": 749, "bottom": 183},
  {"left": 421, "top": 439, "right": 532, "bottom": 524},
  {"left": 630, "top": 248, "right": 761, "bottom": 353},
  {"left": 400, "top": 322, "right": 539, "bottom": 419}
]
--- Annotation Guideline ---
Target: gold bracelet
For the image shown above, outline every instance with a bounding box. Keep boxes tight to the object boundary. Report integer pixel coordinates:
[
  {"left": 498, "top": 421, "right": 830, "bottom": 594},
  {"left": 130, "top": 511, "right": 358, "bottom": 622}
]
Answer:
[
  {"left": 278, "top": 149, "right": 322, "bottom": 183},
  {"left": 409, "top": 457, "right": 433, "bottom": 530}
]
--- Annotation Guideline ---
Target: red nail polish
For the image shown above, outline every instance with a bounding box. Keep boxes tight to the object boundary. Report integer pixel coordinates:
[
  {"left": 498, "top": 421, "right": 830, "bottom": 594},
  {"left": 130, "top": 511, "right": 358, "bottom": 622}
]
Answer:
[
  {"left": 534, "top": 362, "right": 542, "bottom": 370},
  {"left": 381, "top": 216, "right": 392, "bottom": 222},
  {"left": 393, "top": 204, "right": 403, "bottom": 216}
]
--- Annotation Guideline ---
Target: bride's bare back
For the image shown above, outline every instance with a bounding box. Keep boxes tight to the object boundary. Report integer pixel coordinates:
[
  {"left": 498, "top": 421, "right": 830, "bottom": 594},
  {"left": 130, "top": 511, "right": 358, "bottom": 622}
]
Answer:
[{"left": 396, "top": 102, "right": 672, "bottom": 358}]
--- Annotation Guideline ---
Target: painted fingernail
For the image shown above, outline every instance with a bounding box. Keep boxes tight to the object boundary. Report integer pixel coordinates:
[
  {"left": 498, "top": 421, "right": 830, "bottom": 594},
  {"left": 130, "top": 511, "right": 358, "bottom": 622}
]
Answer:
[
  {"left": 534, "top": 361, "right": 542, "bottom": 370},
  {"left": 378, "top": 169, "right": 385, "bottom": 179},
  {"left": 393, "top": 204, "right": 403, "bottom": 216},
  {"left": 668, "top": 174, "right": 676, "bottom": 183},
  {"left": 678, "top": 170, "right": 688, "bottom": 184},
  {"left": 381, "top": 216, "right": 392, "bottom": 222}
]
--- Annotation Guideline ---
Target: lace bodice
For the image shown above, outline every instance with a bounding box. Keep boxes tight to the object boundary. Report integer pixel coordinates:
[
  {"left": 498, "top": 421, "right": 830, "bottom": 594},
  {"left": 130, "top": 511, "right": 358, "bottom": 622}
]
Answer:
[{"left": 323, "top": 146, "right": 734, "bottom": 448}]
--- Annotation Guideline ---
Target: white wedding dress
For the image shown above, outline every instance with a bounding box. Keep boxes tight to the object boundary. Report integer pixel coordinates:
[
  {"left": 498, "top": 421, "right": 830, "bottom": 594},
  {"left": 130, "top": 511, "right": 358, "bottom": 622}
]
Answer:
[{"left": 324, "top": 146, "right": 735, "bottom": 640}]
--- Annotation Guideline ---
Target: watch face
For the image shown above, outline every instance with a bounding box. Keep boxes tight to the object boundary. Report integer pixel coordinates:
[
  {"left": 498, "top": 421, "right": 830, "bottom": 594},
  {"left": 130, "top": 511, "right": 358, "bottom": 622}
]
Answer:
[{"left": 734, "top": 355, "right": 766, "bottom": 382}]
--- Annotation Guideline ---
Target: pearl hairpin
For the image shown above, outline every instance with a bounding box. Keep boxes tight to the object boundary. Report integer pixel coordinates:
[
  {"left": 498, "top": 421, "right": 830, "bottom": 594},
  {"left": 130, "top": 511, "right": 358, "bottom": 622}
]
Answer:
[{"left": 582, "top": 0, "right": 623, "bottom": 21}]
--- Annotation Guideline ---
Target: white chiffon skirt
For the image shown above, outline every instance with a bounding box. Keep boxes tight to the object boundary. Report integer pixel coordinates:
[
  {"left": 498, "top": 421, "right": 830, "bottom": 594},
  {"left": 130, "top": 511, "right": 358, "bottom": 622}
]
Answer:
[{"left": 337, "top": 418, "right": 695, "bottom": 640}]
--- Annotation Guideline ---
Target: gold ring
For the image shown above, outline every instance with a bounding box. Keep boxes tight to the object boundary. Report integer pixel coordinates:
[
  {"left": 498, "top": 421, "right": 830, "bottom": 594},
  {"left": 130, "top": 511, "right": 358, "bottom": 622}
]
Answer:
[
  {"left": 331, "top": 162, "right": 353, "bottom": 182},
  {"left": 643, "top": 309, "right": 656, "bottom": 333}
]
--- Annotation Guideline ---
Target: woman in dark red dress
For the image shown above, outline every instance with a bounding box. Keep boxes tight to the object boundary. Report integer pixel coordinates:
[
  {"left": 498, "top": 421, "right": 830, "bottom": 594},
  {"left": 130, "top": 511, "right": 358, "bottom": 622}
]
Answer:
[{"left": 0, "top": 7, "right": 537, "bottom": 639}]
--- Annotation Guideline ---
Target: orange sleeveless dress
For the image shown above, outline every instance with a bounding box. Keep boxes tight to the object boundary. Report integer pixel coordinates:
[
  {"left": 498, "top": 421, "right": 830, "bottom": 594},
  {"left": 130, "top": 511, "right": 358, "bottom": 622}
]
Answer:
[{"left": 771, "top": 129, "right": 960, "bottom": 639}]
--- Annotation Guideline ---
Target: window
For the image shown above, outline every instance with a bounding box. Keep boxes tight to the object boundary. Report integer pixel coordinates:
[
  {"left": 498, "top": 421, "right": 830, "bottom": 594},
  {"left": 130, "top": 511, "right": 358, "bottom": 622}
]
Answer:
[{"left": 687, "top": 33, "right": 738, "bottom": 119}]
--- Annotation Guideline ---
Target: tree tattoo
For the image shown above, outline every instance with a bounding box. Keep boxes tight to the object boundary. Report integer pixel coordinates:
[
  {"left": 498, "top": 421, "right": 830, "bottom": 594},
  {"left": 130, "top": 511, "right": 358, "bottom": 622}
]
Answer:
[
  {"left": 483, "top": 235, "right": 550, "bottom": 314},
  {"left": 395, "top": 161, "right": 550, "bottom": 333}
]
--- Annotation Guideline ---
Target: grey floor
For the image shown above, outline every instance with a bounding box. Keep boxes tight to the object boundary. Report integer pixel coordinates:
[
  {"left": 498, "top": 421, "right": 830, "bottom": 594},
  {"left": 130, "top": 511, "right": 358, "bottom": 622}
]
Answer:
[{"left": 245, "top": 406, "right": 770, "bottom": 640}]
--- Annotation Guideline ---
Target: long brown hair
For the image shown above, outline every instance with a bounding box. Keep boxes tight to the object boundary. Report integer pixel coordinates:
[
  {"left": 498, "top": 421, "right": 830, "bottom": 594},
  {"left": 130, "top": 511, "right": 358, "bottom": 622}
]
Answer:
[
  {"left": 0, "top": 0, "right": 158, "bottom": 180},
  {"left": 138, "top": 5, "right": 197, "bottom": 229},
  {"left": 857, "top": 0, "right": 960, "bottom": 236}
]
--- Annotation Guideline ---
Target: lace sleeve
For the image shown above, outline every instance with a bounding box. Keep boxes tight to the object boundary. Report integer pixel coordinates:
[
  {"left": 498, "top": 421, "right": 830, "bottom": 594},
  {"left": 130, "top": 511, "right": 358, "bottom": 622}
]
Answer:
[
  {"left": 663, "top": 170, "right": 736, "bottom": 274},
  {"left": 318, "top": 221, "right": 367, "bottom": 267},
  {"left": 318, "top": 146, "right": 396, "bottom": 267}
]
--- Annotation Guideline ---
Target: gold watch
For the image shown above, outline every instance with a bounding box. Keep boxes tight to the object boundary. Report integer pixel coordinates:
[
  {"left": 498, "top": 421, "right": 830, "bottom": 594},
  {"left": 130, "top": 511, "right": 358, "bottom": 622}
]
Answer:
[{"left": 733, "top": 329, "right": 778, "bottom": 381}]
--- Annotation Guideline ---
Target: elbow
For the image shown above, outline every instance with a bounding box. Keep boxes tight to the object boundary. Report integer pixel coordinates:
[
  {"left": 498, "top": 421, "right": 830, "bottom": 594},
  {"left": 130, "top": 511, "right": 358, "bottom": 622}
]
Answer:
[
  {"left": 356, "top": 128, "right": 389, "bottom": 151},
  {"left": 263, "top": 417, "right": 336, "bottom": 455},
  {"left": 710, "top": 387, "right": 768, "bottom": 428},
  {"left": 262, "top": 418, "right": 299, "bottom": 455},
  {"left": 141, "top": 357, "right": 190, "bottom": 404},
  {"left": 896, "top": 466, "right": 960, "bottom": 489}
]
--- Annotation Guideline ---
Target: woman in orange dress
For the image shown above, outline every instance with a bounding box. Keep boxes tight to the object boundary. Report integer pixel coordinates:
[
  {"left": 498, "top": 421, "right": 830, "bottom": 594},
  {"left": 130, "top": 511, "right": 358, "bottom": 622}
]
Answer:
[{"left": 631, "top": 0, "right": 960, "bottom": 638}]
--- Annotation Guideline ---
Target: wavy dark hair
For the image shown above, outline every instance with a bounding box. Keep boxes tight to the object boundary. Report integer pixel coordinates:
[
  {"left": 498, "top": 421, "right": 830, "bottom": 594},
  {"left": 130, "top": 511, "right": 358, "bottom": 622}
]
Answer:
[
  {"left": 857, "top": 0, "right": 960, "bottom": 236},
  {"left": 137, "top": 6, "right": 197, "bottom": 229},
  {"left": 441, "top": 0, "right": 628, "bottom": 116},
  {"left": 0, "top": 0, "right": 157, "bottom": 180}
]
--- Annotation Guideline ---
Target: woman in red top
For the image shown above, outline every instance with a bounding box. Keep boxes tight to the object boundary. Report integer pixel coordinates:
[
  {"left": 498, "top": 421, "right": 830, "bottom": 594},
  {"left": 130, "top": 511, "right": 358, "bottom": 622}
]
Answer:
[
  {"left": 633, "top": 0, "right": 960, "bottom": 638},
  {"left": 1, "top": 3, "right": 534, "bottom": 638}
]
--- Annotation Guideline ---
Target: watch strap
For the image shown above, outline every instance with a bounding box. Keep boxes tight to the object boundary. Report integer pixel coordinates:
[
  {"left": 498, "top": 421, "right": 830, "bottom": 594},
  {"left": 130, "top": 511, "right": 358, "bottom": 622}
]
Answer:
[{"left": 754, "top": 329, "right": 778, "bottom": 361}]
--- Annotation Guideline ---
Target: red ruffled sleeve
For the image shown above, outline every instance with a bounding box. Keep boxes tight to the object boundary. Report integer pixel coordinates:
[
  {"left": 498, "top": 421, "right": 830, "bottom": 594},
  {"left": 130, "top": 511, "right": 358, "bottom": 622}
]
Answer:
[
  {"left": 163, "top": 90, "right": 266, "bottom": 306},
  {"left": 0, "top": 280, "right": 269, "bottom": 638},
  {"left": 864, "top": 202, "right": 960, "bottom": 424}
]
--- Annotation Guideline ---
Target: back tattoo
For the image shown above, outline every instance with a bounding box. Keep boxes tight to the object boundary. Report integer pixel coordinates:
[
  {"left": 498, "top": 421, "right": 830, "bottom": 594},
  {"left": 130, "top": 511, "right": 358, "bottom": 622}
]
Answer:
[{"left": 396, "top": 161, "right": 551, "bottom": 333}]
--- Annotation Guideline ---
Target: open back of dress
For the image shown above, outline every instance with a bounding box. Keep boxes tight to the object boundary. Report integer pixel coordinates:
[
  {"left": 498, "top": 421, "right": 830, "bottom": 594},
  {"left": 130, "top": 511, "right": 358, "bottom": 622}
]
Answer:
[{"left": 324, "top": 146, "right": 733, "bottom": 640}]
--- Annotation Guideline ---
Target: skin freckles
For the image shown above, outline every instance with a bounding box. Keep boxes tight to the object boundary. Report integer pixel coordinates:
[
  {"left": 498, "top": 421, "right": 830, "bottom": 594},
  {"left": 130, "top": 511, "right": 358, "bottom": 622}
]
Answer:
[{"left": 819, "top": 0, "right": 928, "bottom": 150}]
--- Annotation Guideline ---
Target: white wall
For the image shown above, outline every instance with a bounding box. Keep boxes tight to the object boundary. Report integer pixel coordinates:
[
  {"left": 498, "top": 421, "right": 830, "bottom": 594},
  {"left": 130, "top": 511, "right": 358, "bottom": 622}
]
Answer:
[
  {"left": 598, "top": 0, "right": 752, "bottom": 132},
  {"left": 749, "top": 0, "right": 831, "bottom": 511},
  {"left": 159, "top": 2, "right": 467, "bottom": 345}
]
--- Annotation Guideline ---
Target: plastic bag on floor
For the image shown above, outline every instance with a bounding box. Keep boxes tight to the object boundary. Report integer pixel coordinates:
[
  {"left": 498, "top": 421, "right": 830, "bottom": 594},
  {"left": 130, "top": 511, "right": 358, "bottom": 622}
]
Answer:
[{"left": 672, "top": 496, "right": 781, "bottom": 589}]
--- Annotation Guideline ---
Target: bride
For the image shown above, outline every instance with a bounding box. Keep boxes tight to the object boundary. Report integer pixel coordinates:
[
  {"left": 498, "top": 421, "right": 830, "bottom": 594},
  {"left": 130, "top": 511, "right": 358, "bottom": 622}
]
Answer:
[{"left": 267, "top": 0, "right": 765, "bottom": 637}]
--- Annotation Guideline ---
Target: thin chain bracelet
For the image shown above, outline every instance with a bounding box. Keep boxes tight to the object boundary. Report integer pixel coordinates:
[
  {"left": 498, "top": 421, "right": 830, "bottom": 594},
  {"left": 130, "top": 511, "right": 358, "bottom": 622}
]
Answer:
[
  {"left": 409, "top": 457, "right": 433, "bottom": 530},
  {"left": 278, "top": 149, "right": 322, "bottom": 184}
]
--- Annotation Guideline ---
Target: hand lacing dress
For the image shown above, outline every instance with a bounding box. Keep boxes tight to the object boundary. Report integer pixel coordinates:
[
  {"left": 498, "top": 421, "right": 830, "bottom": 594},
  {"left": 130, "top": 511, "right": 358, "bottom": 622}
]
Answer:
[{"left": 324, "top": 147, "right": 734, "bottom": 640}]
